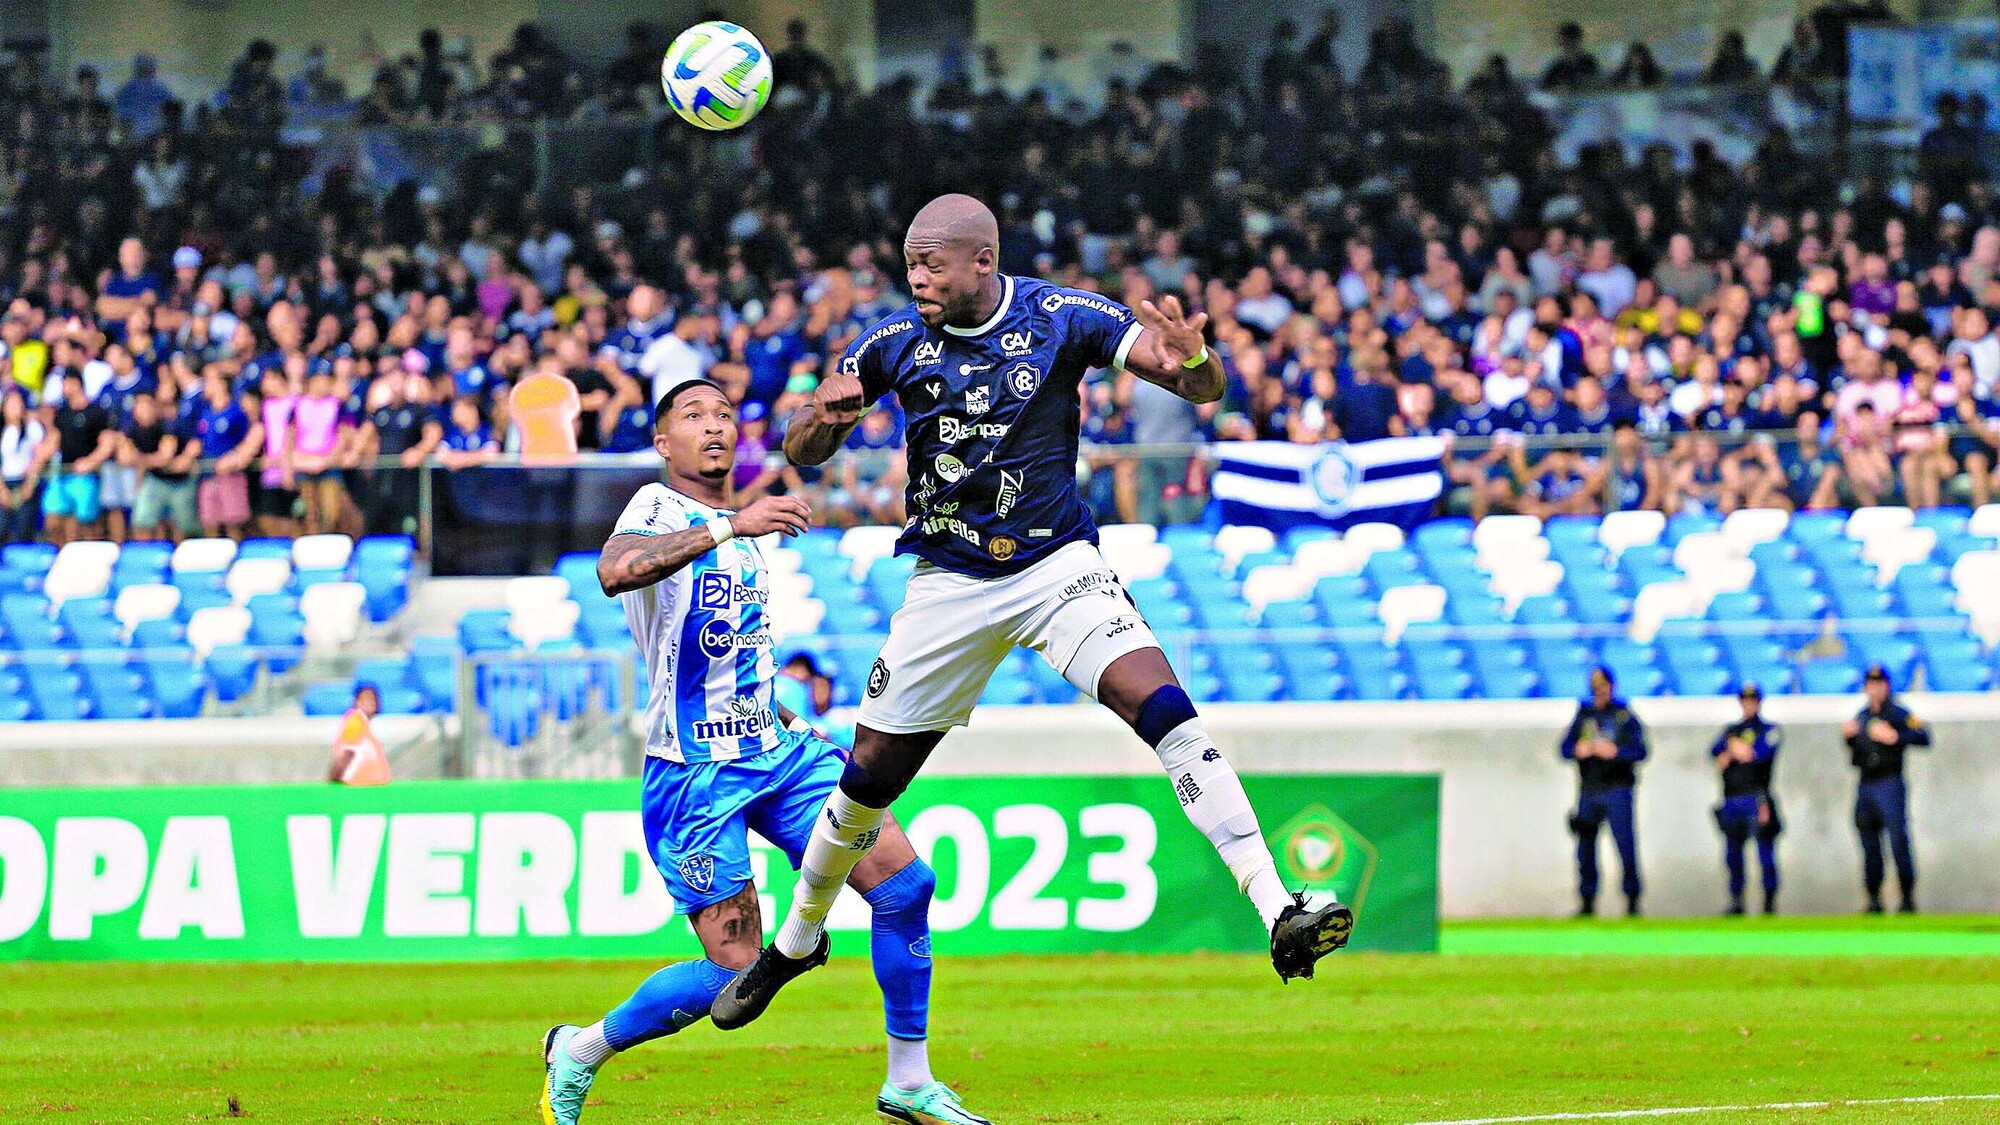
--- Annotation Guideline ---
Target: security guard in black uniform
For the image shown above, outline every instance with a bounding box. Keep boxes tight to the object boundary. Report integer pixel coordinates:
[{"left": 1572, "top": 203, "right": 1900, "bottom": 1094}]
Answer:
[
  {"left": 1710, "top": 683, "right": 1782, "bottom": 916},
  {"left": 1842, "top": 663, "right": 1930, "bottom": 914},
  {"left": 1560, "top": 666, "right": 1649, "bottom": 917}
]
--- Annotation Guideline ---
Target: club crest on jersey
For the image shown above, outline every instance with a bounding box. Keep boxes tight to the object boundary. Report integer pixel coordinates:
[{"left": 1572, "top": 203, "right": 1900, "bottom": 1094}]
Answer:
[
  {"left": 998, "top": 330, "right": 1034, "bottom": 357},
  {"left": 912, "top": 340, "right": 944, "bottom": 366},
  {"left": 965, "top": 386, "right": 991, "bottom": 415},
  {"left": 988, "top": 535, "right": 1017, "bottom": 561},
  {"left": 914, "top": 473, "right": 938, "bottom": 505},
  {"left": 866, "top": 658, "right": 891, "bottom": 698},
  {"left": 923, "top": 379, "right": 944, "bottom": 401},
  {"left": 935, "top": 453, "right": 967, "bottom": 482},
  {"left": 677, "top": 853, "right": 715, "bottom": 894},
  {"left": 996, "top": 469, "right": 1023, "bottom": 516},
  {"left": 1006, "top": 362, "right": 1041, "bottom": 398}
]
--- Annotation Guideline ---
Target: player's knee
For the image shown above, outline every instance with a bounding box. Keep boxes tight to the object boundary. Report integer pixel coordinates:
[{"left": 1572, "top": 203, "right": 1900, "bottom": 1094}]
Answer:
[
  {"left": 839, "top": 757, "right": 906, "bottom": 807},
  {"left": 863, "top": 858, "right": 936, "bottom": 918},
  {"left": 1133, "top": 684, "right": 1199, "bottom": 749}
]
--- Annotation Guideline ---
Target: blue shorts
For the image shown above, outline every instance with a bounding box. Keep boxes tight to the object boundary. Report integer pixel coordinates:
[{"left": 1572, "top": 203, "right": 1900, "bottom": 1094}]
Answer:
[
  {"left": 42, "top": 471, "right": 101, "bottom": 523},
  {"left": 640, "top": 727, "right": 847, "bottom": 915}
]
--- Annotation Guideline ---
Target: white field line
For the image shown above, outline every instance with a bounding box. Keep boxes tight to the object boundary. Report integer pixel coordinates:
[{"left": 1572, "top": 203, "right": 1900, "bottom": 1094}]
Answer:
[{"left": 1406, "top": 1093, "right": 2000, "bottom": 1124}]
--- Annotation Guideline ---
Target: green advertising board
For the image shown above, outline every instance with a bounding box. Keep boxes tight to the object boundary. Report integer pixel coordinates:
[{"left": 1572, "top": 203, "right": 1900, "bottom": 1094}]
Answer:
[{"left": 0, "top": 775, "right": 1436, "bottom": 961}]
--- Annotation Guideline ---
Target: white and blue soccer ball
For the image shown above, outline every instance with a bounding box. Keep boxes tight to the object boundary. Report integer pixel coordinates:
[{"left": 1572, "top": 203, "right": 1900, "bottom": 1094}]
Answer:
[{"left": 661, "top": 21, "right": 773, "bottom": 131}]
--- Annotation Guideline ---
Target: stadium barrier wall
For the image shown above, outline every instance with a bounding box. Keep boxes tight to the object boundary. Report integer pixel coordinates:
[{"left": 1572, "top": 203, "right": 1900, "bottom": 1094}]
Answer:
[
  {"left": 6, "top": 694, "right": 1994, "bottom": 918},
  {"left": 0, "top": 776, "right": 1437, "bottom": 962}
]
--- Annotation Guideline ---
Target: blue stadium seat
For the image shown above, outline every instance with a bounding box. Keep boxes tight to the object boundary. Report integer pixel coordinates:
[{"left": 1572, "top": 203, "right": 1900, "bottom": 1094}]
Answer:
[
  {"left": 1542, "top": 515, "right": 1601, "bottom": 548},
  {"left": 458, "top": 608, "right": 519, "bottom": 653},
  {"left": 1229, "top": 549, "right": 1288, "bottom": 580},
  {"left": 205, "top": 646, "right": 261, "bottom": 703},
  {"left": 1567, "top": 586, "right": 1634, "bottom": 626},
  {"left": 1417, "top": 546, "right": 1479, "bottom": 584},
  {"left": 1732, "top": 663, "right": 1796, "bottom": 695},
  {"left": 1282, "top": 526, "right": 1337, "bottom": 553},
  {"left": 1409, "top": 664, "right": 1474, "bottom": 700},
  {"left": 1, "top": 543, "right": 56, "bottom": 574},
  {"left": 979, "top": 670, "right": 1036, "bottom": 706},
  {"left": 1476, "top": 665, "right": 1540, "bottom": 699},
  {"left": 1787, "top": 511, "right": 1847, "bottom": 543},
  {"left": 412, "top": 639, "right": 461, "bottom": 712},
  {"left": 488, "top": 687, "right": 544, "bottom": 747},
  {"left": 1512, "top": 594, "right": 1574, "bottom": 628},
  {"left": 554, "top": 552, "right": 601, "bottom": 598},
  {"left": 1761, "top": 580, "right": 1828, "bottom": 623},
  {"left": 1911, "top": 507, "right": 1970, "bottom": 536},
  {"left": 1363, "top": 549, "right": 1426, "bottom": 590},
  {"left": 78, "top": 655, "right": 151, "bottom": 719},
  {"left": 1799, "top": 658, "right": 1862, "bottom": 695},
  {"left": 1828, "top": 585, "right": 1895, "bottom": 620},
  {"left": 1271, "top": 643, "right": 1343, "bottom": 701},
  {"left": 173, "top": 584, "right": 233, "bottom": 621},
  {"left": 1747, "top": 540, "right": 1801, "bottom": 571},
  {"left": 1211, "top": 641, "right": 1283, "bottom": 702},
  {"left": 302, "top": 681, "right": 354, "bottom": 716},
  {"left": 1892, "top": 567, "right": 1958, "bottom": 619},
  {"left": 354, "top": 656, "right": 415, "bottom": 691},
  {"left": 131, "top": 618, "right": 185, "bottom": 648},
  {"left": 248, "top": 610, "right": 305, "bottom": 672},
  {"left": 1842, "top": 631, "right": 1917, "bottom": 685},
  {"left": 22, "top": 664, "right": 85, "bottom": 721},
  {"left": 1662, "top": 513, "right": 1722, "bottom": 547},
  {"left": 354, "top": 535, "right": 416, "bottom": 568},
  {"left": 1445, "top": 592, "right": 1508, "bottom": 627},
  {"left": 1410, "top": 519, "right": 1474, "bottom": 552},
  {"left": 1706, "top": 591, "right": 1765, "bottom": 622},
  {"left": 575, "top": 612, "right": 631, "bottom": 649},
  {"left": 819, "top": 594, "right": 883, "bottom": 634},
  {"left": 141, "top": 656, "right": 206, "bottom": 719}
]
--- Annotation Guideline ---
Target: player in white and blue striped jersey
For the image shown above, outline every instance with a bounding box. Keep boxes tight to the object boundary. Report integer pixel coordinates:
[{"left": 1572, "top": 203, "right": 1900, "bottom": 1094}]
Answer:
[{"left": 537, "top": 379, "right": 990, "bottom": 1125}]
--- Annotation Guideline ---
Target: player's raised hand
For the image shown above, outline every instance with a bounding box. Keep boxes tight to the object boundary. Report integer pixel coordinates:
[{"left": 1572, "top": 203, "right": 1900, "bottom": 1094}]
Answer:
[
  {"left": 1136, "top": 295, "right": 1211, "bottom": 368},
  {"left": 732, "top": 494, "right": 812, "bottom": 538},
  {"left": 813, "top": 371, "right": 868, "bottom": 425}
]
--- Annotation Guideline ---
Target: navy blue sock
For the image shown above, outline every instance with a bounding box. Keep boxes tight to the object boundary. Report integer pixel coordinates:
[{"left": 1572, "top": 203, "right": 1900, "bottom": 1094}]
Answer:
[
  {"left": 862, "top": 861, "right": 935, "bottom": 1041},
  {"left": 600, "top": 958, "right": 734, "bottom": 1051}
]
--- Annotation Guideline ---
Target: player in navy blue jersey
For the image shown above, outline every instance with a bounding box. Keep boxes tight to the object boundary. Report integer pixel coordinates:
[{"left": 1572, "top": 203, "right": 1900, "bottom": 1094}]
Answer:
[{"left": 711, "top": 194, "right": 1352, "bottom": 1032}]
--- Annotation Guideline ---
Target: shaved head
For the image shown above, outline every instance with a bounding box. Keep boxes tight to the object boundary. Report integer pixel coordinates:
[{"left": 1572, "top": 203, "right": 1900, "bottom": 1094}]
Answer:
[
  {"left": 903, "top": 194, "right": 1003, "bottom": 329},
  {"left": 905, "top": 193, "right": 999, "bottom": 253}
]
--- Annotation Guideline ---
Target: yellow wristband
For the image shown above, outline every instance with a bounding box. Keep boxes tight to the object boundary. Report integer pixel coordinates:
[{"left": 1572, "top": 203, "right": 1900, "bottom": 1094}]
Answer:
[{"left": 1181, "top": 345, "right": 1211, "bottom": 370}]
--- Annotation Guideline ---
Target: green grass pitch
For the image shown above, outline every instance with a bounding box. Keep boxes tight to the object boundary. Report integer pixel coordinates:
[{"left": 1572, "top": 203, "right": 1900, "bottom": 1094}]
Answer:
[{"left": 3, "top": 917, "right": 1996, "bottom": 1124}]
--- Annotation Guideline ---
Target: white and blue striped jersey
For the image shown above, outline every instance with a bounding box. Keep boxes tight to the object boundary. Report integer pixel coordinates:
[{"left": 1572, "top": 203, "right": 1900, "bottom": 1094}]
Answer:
[{"left": 614, "top": 483, "right": 782, "bottom": 764}]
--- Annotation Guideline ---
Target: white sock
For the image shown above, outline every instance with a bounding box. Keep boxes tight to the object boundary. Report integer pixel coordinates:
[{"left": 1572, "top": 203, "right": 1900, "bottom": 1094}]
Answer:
[
  {"left": 887, "top": 1036, "right": 932, "bottom": 1091},
  {"left": 566, "top": 1021, "right": 614, "bottom": 1067},
  {"left": 1155, "top": 719, "right": 1294, "bottom": 929},
  {"left": 775, "top": 788, "right": 886, "bottom": 958}
]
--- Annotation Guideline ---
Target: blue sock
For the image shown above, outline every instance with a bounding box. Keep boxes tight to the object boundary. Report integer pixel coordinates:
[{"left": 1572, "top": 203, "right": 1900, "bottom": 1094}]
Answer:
[
  {"left": 600, "top": 958, "right": 734, "bottom": 1051},
  {"left": 862, "top": 861, "right": 935, "bottom": 1042}
]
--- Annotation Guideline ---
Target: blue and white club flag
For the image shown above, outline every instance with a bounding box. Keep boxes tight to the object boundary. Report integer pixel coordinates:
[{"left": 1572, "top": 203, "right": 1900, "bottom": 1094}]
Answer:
[{"left": 1211, "top": 437, "right": 1446, "bottom": 531}]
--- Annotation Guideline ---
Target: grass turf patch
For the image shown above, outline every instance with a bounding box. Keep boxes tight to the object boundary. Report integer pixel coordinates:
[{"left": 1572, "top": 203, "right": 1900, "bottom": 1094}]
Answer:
[{"left": 1, "top": 928, "right": 1994, "bottom": 1123}]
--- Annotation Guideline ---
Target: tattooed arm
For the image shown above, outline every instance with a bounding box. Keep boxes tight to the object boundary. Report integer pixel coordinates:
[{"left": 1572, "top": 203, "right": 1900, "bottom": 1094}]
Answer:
[{"left": 596, "top": 493, "right": 812, "bottom": 596}]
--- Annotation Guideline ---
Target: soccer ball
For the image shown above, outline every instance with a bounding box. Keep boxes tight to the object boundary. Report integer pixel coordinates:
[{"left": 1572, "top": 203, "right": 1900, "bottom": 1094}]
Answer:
[{"left": 661, "top": 21, "right": 773, "bottom": 131}]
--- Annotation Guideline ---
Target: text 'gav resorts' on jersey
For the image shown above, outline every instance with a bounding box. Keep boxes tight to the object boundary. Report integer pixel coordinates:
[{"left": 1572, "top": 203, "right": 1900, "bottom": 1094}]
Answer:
[
  {"left": 614, "top": 483, "right": 783, "bottom": 764},
  {"left": 841, "top": 274, "right": 1144, "bottom": 579}
]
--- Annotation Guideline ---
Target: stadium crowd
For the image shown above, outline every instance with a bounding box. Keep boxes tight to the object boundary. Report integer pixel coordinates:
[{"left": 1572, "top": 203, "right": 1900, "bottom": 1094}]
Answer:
[{"left": 0, "top": 13, "right": 1997, "bottom": 548}]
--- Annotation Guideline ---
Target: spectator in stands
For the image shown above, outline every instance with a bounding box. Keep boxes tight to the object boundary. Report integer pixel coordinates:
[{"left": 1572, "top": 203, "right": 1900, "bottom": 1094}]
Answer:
[
  {"left": 1561, "top": 666, "right": 1648, "bottom": 917},
  {"left": 438, "top": 395, "right": 500, "bottom": 470},
  {"left": 0, "top": 388, "right": 49, "bottom": 543},
  {"left": 45, "top": 370, "right": 116, "bottom": 545},
  {"left": 1704, "top": 31, "right": 1759, "bottom": 84},
  {"left": 123, "top": 391, "right": 195, "bottom": 542},
  {"left": 1607, "top": 42, "right": 1663, "bottom": 88},
  {"left": 194, "top": 368, "right": 257, "bottom": 539},
  {"left": 291, "top": 367, "right": 351, "bottom": 534},
  {"left": 1843, "top": 665, "right": 1928, "bottom": 914},
  {"left": 329, "top": 683, "right": 391, "bottom": 786},
  {"left": 1540, "top": 23, "right": 1600, "bottom": 90}
]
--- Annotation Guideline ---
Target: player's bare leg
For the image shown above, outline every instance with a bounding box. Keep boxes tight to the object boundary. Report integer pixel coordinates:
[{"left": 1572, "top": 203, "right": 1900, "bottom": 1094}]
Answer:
[
  {"left": 541, "top": 887, "right": 760, "bottom": 1124},
  {"left": 1096, "top": 648, "right": 1354, "bottom": 980},
  {"left": 712, "top": 731, "right": 940, "bottom": 1029}
]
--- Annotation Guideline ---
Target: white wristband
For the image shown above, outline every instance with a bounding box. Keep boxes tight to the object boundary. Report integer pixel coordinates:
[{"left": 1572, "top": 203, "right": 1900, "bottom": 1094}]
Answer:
[
  {"left": 785, "top": 714, "right": 812, "bottom": 735},
  {"left": 705, "top": 516, "right": 735, "bottom": 547}
]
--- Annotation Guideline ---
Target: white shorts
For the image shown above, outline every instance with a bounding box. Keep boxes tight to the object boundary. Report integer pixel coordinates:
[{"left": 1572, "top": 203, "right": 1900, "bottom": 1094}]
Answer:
[{"left": 857, "top": 541, "right": 1159, "bottom": 734}]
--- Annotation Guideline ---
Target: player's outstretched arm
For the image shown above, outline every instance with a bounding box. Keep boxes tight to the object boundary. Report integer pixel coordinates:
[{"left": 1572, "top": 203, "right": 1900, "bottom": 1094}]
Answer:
[
  {"left": 597, "top": 496, "right": 811, "bottom": 596},
  {"left": 1124, "top": 295, "right": 1224, "bottom": 405},
  {"left": 783, "top": 371, "right": 868, "bottom": 467}
]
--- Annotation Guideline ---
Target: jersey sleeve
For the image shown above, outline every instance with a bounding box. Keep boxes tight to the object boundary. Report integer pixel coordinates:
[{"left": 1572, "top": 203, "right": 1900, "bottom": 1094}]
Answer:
[
  {"left": 613, "top": 485, "right": 693, "bottom": 537},
  {"left": 1055, "top": 289, "right": 1146, "bottom": 372},
  {"left": 838, "top": 316, "right": 909, "bottom": 403}
]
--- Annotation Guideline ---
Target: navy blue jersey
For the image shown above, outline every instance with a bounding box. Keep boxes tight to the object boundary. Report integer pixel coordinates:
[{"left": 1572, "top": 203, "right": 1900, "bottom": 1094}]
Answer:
[{"left": 841, "top": 275, "right": 1144, "bottom": 578}]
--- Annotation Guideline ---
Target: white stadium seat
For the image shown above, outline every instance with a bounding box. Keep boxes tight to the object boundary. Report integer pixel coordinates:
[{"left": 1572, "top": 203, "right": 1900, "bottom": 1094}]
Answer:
[
  {"left": 839, "top": 525, "right": 902, "bottom": 580},
  {"left": 1105, "top": 541, "right": 1171, "bottom": 584},
  {"left": 301, "top": 582, "right": 367, "bottom": 649},
  {"left": 1293, "top": 538, "right": 1372, "bottom": 579},
  {"left": 1861, "top": 527, "right": 1936, "bottom": 585},
  {"left": 1597, "top": 509, "right": 1666, "bottom": 558},
  {"left": 1475, "top": 535, "right": 1551, "bottom": 574},
  {"left": 1719, "top": 508, "right": 1789, "bottom": 553},
  {"left": 1845, "top": 505, "right": 1914, "bottom": 542},
  {"left": 1471, "top": 514, "right": 1542, "bottom": 553},
  {"left": 1628, "top": 581, "right": 1710, "bottom": 642},
  {"left": 53, "top": 540, "right": 119, "bottom": 576},
  {"left": 1376, "top": 583, "right": 1447, "bottom": 643},
  {"left": 291, "top": 533, "right": 354, "bottom": 572},
  {"left": 171, "top": 537, "right": 238, "bottom": 574},
  {"left": 1969, "top": 504, "right": 2000, "bottom": 539},
  {"left": 770, "top": 598, "right": 826, "bottom": 643},
  {"left": 1342, "top": 522, "right": 1406, "bottom": 556},
  {"left": 770, "top": 572, "right": 814, "bottom": 603},
  {"left": 41, "top": 563, "right": 110, "bottom": 608},
  {"left": 504, "top": 575, "right": 572, "bottom": 614},
  {"left": 1682, "top": 556, "right": 1755, "bottom": 597},
  {"left": 509, "top": 600, "right": 580, "bottom": 649},
  {"left": 113, "top": 584, "right": 182, "bottom": 632},
  {"left": 1097, "top": 524, "right": 1160, "bottom": 556},
  {"left": 1671, "top": 531, "right": 1738, "bottom": 572},
  {"left": 1490, "top": 559, "right": 1564, "bottom": 612},
  {"left": 1242, "top": 565, "right": 1317, "bottom": 618},
  {"left": 1212, "top": 525, "right": 1277, "bottom": 571},
  {"left": 764, "top": 547, "right": 804, "bottom": 578},
  {"left": 225, "top": 557, "right": 292, "bottom": 605},
  {"left": 185, "top": 606, "right": 251, "bottom": 657}
]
